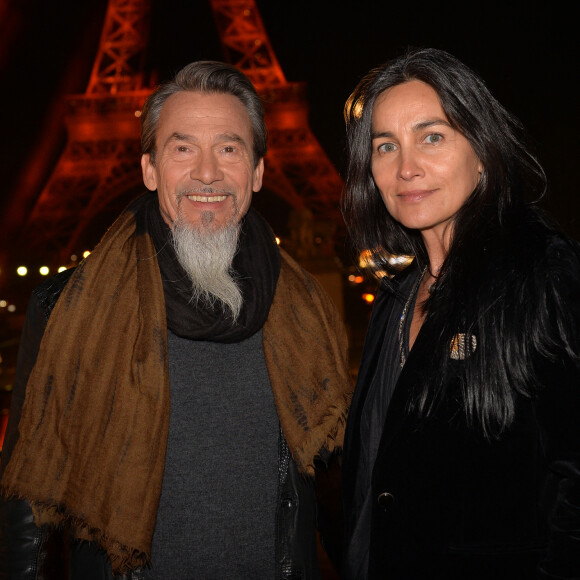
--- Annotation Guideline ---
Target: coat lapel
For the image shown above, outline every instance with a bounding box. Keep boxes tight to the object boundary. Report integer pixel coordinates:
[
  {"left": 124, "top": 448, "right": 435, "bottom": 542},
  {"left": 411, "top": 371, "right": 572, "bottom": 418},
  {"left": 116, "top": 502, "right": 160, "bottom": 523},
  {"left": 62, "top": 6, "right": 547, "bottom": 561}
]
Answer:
[{"left": 374, "top": 306, "right": 439, "bottom": 458}]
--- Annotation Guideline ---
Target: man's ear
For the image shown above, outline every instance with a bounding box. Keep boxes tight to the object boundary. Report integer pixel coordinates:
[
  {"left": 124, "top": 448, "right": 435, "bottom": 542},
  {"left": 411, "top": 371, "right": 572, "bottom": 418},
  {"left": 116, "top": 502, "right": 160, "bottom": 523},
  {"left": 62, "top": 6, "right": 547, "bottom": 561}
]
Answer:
[
  {"left": 252, "top": 158, "right": 265, "bottom": 192},
  {"left": 141, "top": 154, "right": 157, "bottom": 191}
]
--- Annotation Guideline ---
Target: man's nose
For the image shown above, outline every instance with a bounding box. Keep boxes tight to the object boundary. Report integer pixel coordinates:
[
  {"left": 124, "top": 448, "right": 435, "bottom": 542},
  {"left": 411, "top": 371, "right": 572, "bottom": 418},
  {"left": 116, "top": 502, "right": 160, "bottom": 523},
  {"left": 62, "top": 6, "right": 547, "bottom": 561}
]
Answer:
[{"left": 192, "top": 150, "right": 223, "bottom": 184}]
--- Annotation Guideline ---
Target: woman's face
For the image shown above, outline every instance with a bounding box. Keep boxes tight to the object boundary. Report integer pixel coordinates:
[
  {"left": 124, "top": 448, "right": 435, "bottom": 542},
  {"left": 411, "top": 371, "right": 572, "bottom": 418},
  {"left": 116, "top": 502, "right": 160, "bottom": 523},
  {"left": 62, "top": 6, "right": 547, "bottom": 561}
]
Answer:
[{"left": 371, "top": 80, "right": 482, "bottom": 243}]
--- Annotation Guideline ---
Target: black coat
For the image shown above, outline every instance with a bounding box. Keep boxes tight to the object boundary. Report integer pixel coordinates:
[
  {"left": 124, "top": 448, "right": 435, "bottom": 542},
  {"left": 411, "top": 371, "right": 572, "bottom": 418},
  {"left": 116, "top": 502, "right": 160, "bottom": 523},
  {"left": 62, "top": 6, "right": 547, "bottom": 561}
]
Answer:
[{"left": 342, "top": 232, "right": 580, "bottom": 579}]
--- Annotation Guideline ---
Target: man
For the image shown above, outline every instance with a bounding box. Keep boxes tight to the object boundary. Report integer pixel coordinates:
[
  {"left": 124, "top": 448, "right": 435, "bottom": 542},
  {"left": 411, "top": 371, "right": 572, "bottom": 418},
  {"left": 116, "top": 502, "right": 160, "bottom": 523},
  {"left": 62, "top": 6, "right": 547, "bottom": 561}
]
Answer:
[{"left": 0, "top": 62, "right": 352, "bottom": 579}]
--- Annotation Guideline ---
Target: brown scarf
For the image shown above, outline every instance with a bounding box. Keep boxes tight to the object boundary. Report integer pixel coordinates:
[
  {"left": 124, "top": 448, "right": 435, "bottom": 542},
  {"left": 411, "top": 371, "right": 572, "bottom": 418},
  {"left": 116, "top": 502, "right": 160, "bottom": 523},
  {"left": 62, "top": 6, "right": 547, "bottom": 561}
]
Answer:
[{"left": 1, "top": 202, "right": 352, "bottom": 573}]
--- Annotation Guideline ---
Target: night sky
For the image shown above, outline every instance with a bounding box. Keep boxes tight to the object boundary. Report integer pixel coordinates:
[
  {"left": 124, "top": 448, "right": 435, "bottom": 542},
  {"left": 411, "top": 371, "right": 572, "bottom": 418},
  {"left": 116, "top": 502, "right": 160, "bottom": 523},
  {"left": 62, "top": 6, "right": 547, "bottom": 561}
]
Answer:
[{"left": 0, "top": 0, "right": 578, "bottom": 239}]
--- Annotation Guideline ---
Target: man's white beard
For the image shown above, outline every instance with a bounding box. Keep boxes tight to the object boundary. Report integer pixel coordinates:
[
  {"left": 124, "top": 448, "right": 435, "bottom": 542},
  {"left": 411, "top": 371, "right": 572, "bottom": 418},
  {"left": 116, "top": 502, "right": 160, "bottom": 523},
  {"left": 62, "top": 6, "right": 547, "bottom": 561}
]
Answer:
[{"left": 171, "top": 210, "right": 243, "bottom": 322}]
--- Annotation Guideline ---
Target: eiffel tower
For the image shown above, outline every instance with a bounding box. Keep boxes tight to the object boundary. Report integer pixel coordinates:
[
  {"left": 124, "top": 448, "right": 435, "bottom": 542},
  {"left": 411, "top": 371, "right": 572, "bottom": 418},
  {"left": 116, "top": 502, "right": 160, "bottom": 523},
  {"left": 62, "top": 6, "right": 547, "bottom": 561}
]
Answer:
[{"left": 1, "top": 0, "right": 344, "bottom": 270}]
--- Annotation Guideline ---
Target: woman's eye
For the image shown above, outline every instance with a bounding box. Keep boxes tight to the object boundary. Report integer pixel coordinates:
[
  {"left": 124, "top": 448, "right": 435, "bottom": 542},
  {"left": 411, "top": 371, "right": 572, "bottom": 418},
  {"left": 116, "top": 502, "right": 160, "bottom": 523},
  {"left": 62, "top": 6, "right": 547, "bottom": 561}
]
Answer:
[
  {"left": 425, "top": 133, "right": 443, "bottom": 144},
  {"left": 378, "top": 142, "right": 396, "bottom": 153}
]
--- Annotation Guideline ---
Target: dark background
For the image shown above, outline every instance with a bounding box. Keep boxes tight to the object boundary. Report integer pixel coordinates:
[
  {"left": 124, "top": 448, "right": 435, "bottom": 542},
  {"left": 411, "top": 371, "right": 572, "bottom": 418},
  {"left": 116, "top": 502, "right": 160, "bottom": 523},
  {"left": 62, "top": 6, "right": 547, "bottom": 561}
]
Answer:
[{"left": 0, "top": 0, "right": 578, "bottom": 240}]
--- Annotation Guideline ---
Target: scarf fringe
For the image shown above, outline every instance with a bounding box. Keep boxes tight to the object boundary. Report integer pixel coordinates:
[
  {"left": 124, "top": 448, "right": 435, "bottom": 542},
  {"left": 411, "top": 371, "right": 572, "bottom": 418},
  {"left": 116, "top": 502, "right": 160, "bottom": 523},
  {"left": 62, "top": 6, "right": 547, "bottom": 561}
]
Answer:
[
  {"left": 0, "top": 487, "right": 150, "bottom": 573},
  {"left": 293, "top": 403, "right": 350, "bottom": 476}
]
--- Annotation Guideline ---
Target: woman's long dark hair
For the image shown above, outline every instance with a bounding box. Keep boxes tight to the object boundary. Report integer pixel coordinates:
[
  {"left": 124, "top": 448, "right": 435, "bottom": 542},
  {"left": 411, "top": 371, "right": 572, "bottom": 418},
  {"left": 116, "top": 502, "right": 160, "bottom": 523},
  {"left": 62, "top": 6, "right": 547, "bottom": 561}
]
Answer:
[{"left": 342, "top": 47, "right": 573, "bottom": 438}]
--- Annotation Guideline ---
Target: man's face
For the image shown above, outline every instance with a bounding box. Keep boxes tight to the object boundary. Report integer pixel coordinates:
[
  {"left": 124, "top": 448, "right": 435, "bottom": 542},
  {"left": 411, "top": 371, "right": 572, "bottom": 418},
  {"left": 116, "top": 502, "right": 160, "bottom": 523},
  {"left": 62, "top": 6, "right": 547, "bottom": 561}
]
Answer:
[{"left": 141, "top": 91, "right": 264, "bottom": 230}]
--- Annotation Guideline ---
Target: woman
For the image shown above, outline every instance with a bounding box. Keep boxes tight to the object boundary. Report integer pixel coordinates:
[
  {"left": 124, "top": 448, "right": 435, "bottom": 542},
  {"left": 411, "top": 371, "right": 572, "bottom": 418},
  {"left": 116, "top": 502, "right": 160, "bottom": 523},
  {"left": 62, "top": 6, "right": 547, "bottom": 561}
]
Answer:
[{"left": 341, "top": 48, "right": 580, "bottom": 579}]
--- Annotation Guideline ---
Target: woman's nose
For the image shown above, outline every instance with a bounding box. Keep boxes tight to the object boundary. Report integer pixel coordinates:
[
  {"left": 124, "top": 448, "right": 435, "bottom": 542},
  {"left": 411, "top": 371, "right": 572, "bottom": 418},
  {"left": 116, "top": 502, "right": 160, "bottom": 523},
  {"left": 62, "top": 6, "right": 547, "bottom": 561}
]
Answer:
[{"left": 398, "top": 150, "right": 423, "bottom": 180}]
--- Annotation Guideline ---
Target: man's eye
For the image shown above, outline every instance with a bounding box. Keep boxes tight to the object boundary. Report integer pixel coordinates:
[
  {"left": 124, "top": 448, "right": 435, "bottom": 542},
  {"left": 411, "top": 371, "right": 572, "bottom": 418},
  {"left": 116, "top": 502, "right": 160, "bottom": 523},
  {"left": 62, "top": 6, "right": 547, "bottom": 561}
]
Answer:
[
  {"left": 425, "top": 133, "right": 443, "bottom": 144},
  {"left": 378, "top": 142, "right": 396, "bottom": 153},
  {"left": 223, "top": 145, "right": 236, "bottom": 153},
  {"left": 177, "top": 145, "right": 189, "bottom": 152}
]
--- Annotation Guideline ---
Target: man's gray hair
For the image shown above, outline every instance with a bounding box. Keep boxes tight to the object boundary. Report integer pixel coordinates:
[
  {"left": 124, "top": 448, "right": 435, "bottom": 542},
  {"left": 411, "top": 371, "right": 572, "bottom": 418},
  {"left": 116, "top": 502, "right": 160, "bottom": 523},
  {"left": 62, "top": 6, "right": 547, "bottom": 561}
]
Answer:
[{"left": 141, "top": 61, "right": 267, "bottom": 167}]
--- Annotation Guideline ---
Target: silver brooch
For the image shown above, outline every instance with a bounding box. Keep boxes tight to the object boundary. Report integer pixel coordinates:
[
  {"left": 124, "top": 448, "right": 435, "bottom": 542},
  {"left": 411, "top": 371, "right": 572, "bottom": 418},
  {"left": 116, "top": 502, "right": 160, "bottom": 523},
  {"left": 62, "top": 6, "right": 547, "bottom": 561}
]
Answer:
[{"left": 449, "top": 333, "right": 477, "bottom": 360}]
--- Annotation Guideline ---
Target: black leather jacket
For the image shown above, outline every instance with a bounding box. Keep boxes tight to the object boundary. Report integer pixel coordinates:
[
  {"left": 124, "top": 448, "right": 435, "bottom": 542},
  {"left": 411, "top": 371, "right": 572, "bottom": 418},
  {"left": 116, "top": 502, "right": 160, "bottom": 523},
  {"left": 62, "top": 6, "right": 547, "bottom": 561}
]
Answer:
[{"left": 0, "top": 270, "right": 341, "bottom": 579}]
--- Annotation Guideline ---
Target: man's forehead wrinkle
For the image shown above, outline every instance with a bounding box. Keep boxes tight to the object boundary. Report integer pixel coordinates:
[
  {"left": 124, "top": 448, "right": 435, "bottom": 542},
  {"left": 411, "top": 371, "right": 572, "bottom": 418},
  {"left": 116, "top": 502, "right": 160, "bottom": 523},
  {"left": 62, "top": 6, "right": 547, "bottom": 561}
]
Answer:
[{"left": 162, "top": 131, "right": 248, "bottom": 149}]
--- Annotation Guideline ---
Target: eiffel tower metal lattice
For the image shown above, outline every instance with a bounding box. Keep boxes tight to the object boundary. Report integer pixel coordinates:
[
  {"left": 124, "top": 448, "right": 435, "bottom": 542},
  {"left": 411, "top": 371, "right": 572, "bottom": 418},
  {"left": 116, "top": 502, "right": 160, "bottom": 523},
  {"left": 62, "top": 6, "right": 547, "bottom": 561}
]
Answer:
[{"left": 8, "top": 0, "right": 344, "bottom": 265}]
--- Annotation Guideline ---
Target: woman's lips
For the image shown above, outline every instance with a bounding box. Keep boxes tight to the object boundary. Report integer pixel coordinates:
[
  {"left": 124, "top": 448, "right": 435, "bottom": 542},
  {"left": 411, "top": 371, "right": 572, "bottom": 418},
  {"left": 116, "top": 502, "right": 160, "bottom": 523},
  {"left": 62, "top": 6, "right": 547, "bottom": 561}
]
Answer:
[{"left": 397, "top": 189, "right": 436, "bottom": 202}]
